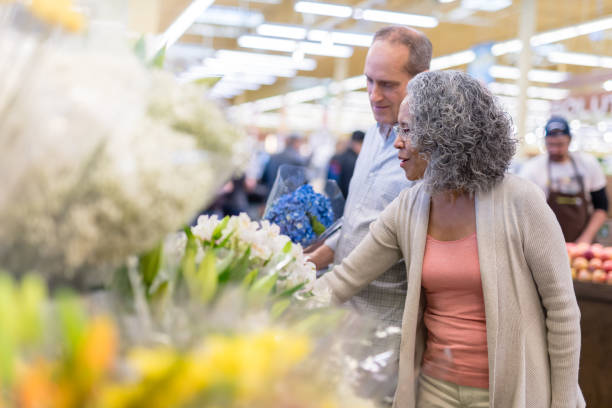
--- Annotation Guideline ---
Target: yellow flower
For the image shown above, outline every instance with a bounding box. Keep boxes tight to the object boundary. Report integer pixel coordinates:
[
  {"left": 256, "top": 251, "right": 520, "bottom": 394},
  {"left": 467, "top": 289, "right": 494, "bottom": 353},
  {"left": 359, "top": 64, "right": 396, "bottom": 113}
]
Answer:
[{"left": 29, "top": 0, "right": 85, "bottom": 32}]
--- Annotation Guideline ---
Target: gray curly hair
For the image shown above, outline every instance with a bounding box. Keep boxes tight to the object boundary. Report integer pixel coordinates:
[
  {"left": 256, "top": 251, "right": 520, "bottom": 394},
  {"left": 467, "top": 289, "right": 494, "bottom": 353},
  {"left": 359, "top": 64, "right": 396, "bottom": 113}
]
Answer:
[{"left": 405, "top": 70, "right": 516, "bottom": 194}]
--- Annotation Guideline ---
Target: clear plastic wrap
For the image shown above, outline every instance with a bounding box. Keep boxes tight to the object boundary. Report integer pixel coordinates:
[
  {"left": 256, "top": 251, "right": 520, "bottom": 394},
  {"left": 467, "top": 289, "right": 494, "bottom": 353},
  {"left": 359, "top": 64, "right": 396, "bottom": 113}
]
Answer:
[{"left": 263, "top": 164, "right": 345, "bottom": 248}]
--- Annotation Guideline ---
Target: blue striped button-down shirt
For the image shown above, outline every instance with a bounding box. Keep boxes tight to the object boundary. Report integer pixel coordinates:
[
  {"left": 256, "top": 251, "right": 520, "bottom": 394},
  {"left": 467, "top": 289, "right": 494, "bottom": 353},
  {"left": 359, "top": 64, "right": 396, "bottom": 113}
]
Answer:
[{"left": 326, "top": 123, "right": 414, "bottom": 326}]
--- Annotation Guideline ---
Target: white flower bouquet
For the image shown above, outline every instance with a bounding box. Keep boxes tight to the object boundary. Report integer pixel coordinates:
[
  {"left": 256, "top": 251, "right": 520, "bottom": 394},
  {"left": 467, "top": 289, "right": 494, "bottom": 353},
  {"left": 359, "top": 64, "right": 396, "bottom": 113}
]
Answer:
[{"left": 0, "top": 5, "right": 248, "bottom": 286}]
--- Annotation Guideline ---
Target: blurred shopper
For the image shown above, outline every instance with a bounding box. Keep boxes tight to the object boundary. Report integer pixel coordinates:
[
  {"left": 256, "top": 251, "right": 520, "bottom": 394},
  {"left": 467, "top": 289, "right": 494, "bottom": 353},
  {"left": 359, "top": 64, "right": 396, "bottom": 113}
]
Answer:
[
  {"left": 520, "top": 115, "right": 608, "bottom": 243},
  {"left": 327, "top": 130, "right": 365, "bottom": 199},
  {"left": 307, "top": 25, "right": 432, "bottom": 403},
  {"left": 315, "top": 70, "right": 584, "bottom": 408},
  {"left": 260, "top": 133, "right": 308, "bottom": 195}
]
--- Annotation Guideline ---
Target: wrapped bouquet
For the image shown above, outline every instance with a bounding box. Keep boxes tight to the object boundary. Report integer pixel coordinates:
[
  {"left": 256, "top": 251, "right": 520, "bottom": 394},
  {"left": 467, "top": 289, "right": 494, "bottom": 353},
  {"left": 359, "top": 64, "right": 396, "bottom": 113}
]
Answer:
[{"left": 263, "top": 165, "right": 344, "bottom": 247}]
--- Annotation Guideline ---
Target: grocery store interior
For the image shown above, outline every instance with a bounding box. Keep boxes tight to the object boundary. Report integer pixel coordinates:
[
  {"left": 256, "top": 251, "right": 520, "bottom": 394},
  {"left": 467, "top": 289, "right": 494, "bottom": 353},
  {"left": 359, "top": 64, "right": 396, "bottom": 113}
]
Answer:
[{"left": 2, "top": 0, "right": 612, "bottom": 407}]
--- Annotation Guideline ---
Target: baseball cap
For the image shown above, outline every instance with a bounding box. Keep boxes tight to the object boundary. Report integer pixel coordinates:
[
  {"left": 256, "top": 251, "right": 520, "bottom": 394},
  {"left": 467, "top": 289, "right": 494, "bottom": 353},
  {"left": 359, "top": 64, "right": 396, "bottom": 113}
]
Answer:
[{"left": 544, "top": 116, "right": 571, "bottom": 137}]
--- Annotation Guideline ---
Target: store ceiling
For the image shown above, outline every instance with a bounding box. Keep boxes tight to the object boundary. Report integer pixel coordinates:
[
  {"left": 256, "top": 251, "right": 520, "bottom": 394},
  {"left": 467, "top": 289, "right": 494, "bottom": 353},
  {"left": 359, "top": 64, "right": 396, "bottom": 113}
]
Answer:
[{"left": 141, "top": 0, "right": 612, "bottom": 111}]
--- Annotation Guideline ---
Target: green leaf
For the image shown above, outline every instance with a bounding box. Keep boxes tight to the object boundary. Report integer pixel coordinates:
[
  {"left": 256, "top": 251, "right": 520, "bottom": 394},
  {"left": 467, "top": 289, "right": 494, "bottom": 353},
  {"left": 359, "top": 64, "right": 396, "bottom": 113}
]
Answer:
[
  {"left": 211, "top": 216, "right": 230, "bottom": 242},
  {"left": 218, "top": 247, "right": 251, "bottom": 283},
  {"left": 275, "top": 282, "right": 305, "bottom": 299},
  {"left": 0, "top": 274, "right": 17, "bottom": 385},
  {"left": 282, "top": 240, "right": 292, "bottom": 254},
  {"left": 133, "top": 36, "right": 147, "bottom": 62},
  {"left": 194, "top": 76, "right": 222, "bottom": 87},
  {"left": 150, "top": 46, "right": 166, "bottom": 68},
  {"left": 196, "top": 250, "right": 218, "bottom": 303},
  {"left": 241, "top": 269, "right": 259, "bottom": 289},
  {"left": 55, "top": 291, "right": 87, "bottom": 361},
  {"left": 248, "top": 272, "right": 277, "bottom": 300},
  {"left": 148, "top": 281, "right": 169, "bottom": 309},
  {"left": 139, "top": 243, "right": 163, "bottom": 290},
  {"left": 17, "top": 274, "right": 46, "bottom": 345},
  {"left": 270, "top": 299, "right": 291, "bottom": 319},
  {"left": 309, "top": 214, "right": 326, "bottom": 236}
]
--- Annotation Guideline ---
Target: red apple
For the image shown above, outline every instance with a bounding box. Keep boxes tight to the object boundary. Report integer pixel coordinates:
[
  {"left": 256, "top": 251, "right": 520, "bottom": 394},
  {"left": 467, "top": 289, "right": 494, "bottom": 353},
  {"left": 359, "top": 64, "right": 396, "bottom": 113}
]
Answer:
[
  {"left": 572, "top": 257, "right": 589, "bottom": 270},
  {"left": 607, "top": 271, "right": 612, "bottom": 285},
  {"left": 575, "top": 242, "right": 589, "bottom": 255},
  {"left": 589, "top": 258, "right": 603, "bottom": 271},
  {"left": 577, "top": 269, "right": 592, "bottom": 282},
  {"left": 602, "top": 260, "right": 612, "bottom": 272},
  {"left": 602, "top": 247, "right": 612, "bottom": 261},
  {"left": 566, "top": 242, "right": 577, "bottom": 257},
  {"left": 591, "top": 244, "right": 604, "bottom": 260},
  {"left": 592, "top": 269, "right": 607, "bottom": 283}
]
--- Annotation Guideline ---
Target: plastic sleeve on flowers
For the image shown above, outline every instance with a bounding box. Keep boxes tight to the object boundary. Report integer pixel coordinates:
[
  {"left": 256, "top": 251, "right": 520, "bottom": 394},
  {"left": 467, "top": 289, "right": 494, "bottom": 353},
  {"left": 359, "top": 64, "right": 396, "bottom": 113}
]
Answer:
[{"left": 317, "top": 198, "right": 402, "bottom": 304}]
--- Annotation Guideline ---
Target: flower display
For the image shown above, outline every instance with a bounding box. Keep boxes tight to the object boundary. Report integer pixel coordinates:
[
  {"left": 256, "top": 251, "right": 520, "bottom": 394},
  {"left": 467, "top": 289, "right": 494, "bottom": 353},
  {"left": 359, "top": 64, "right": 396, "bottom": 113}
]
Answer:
[
  {"left": 0, "top": 7, "right": 248, "bottom": 286},
  {"left": 265, "top": 184, "right": 335, "bottom": 247},
  {"left": 0, "top": 272, "right": 381, "bottom": 408}
]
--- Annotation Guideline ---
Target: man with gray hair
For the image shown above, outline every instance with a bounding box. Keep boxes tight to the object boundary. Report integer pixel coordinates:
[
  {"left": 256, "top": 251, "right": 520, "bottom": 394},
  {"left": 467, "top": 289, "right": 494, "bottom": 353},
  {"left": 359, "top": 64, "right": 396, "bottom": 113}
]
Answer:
[{"left": 308, "top": 25, "right": 432, "bottom": 401}]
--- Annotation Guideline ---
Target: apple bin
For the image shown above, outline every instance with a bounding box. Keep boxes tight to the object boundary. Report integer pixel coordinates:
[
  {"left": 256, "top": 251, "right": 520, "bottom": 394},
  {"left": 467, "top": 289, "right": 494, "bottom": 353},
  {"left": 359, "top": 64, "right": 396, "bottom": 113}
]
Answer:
[{"left": 566, "top": 242, "right": 612, "bottom": 406}]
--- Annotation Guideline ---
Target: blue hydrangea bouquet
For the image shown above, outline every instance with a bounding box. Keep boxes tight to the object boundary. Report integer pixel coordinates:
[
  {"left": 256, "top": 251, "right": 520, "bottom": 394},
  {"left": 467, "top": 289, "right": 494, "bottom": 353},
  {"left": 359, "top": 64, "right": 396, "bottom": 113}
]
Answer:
[{"left": 263, "top": 165, "right": 344, "bottom": 247}]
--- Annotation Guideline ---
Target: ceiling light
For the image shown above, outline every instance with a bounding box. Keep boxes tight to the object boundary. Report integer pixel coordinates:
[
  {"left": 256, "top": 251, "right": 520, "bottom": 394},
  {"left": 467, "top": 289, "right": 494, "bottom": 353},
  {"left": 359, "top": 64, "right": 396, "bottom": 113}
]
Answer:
[
  {"left": 492, "top": 15, "right": 612, "bottom": 57},
  {"left": 195, "top": 6, "right": 264, "bottom": 27},
  {"left": 461, "top": 0, "right": 512, "bottom": 12},
  {"left": 488, "top": 65, "right": 569, "bottom": 83},
  {"left": 294, "top": 1, "right": 353, "bottom": 18},
  {"left": 197, "top": 59, "right": 297, "bottom": 77},
  {"left": 238, "top": 35, "right": 297, "bottom": 52},
  {"left": 307, "top": 29, "right": 373, "bottom": 47},
  {"left": 256, "top": 24, "right": 307, "bottom": 40},
  {"left": 491, "top": 39, "right": 522, "bottom": 56},
  {"left": 216, "top": 50, "right": 317, "bottom": 71},
  {"left": 285, "top": 86, "right": 328, "bottom": 104},
  {"left": 548, "top": 51, "right": 612, "bottom": 68},
  {"left": 430, "top": 50, "right": 476, "bottom": 70},
  {"left": 298, "top": 41, "right": 353, "bottom": 58},
  {"left": 603, "top": 80, "right": 612, "bottom": 92},
  {"left": 488, "top": 82, "right": 569, "bottom": 100},
  {"left": 153, "top": 0, "right": 214, "bottom": 56},
  {"left": 360, "top": 9, "right": 438, "bottom": 28}
]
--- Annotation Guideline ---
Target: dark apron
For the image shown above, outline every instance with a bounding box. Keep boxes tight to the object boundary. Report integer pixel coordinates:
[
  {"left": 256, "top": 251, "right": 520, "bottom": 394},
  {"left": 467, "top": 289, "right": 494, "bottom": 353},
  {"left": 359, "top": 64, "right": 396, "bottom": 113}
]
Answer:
[{"left": 546, "top": 156, "right": 590, "bottom": 242}]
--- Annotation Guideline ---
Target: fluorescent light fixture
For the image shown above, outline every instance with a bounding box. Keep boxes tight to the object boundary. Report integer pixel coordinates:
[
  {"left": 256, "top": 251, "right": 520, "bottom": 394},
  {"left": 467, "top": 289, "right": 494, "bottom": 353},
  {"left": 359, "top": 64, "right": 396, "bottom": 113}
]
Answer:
[
  {"left": 604, "top": 80, "right": 612, "bottom": 92},
  {"left": 238, "top": 35, "right": 297, "bottom": 52},
  {"left": 257, "top": 24, "right": 307, "bottom": 40},
  {"left": 294, "top": 1, "right": 353, "bottom": 18},
  {"left": 491, "top": 39, "right": 522, "bottom": 56},
  {"left": 197, "top": 59, "right": 297, "bottom": 77},
  {"left": 307, "top": 29, "right": 373, "bottom": 47},
  {"left": 237, "top": 35, "right": 353, "bottom": 58},
  {"left": 489, "top": 65, "right": 569, "bottom": 83},
  {"left": 153, "top": 0, "right": 215, "bottom": 56},
  {"left": 492, "top": 15, "right": 612, "bottom": 57},
  {"left": 360, "top": 9, "right": 438, "bottom": 28},
  {"left": 298, "top": 41, "right": 353, "bottom": 58},
  {"left": 285, "top": 86, "right": 328, "bottom": 104},
  {"left": 430, "top": 50, "right": 476, "bottom": 70},
  {"left": 488, "top": 82, "right": 569, "bottom": 100},
  {"left": 216, "top": 50, "right": 317, "bottom": 71},
  {"left": 462, "top": 0, "right": 512, "bottom": 12},
  {"left": 439, "top": 0, "right": 457, "bottom": 3},
  {"left": 254, "top": 95, "right": 284, "bottom": 111},
  {"left": 196, "top": 6, "right": 264, "bottom": 27},
  {"left": 548, "top": 51, "right": 612, "bottom": 68}
]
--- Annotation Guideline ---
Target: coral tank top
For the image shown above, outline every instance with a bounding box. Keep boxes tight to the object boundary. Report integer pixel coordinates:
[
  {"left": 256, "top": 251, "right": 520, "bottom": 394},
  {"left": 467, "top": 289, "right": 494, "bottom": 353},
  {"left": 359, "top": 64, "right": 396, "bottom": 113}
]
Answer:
[{"left": 420, "top": 232, "right": 489, "bottom": 389}]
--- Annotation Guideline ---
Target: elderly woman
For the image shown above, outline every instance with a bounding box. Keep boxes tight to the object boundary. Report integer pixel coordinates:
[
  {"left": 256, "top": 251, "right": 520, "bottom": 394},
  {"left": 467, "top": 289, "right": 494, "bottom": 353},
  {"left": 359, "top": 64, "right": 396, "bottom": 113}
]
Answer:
[{"left": 316, "top": 70, "right": 584, "bottom": 408}]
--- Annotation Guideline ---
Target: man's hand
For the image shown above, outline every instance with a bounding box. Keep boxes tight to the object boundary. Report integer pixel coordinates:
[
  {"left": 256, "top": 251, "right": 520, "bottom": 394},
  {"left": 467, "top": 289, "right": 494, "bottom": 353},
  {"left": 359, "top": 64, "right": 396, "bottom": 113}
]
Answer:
[
  {"left": 575, "top": 209, "right": 608, "bottom": 245},
  {"left": 305, "top": 244, "right": 334, "bottom": 271}
]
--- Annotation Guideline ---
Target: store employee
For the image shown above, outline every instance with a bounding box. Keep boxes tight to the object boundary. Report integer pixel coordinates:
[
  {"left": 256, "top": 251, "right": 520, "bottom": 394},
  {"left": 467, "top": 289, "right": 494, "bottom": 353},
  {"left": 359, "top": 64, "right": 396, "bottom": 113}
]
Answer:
[{"left": 519, "top": 116, "right": 609, "bottom": 243}]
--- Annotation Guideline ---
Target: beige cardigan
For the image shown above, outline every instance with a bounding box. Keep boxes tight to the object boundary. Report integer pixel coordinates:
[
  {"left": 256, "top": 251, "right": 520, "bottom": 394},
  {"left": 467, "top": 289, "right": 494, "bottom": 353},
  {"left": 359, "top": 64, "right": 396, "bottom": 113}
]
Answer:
[{"left": 317, "top": 174, "right": 585, "bottom": 408}]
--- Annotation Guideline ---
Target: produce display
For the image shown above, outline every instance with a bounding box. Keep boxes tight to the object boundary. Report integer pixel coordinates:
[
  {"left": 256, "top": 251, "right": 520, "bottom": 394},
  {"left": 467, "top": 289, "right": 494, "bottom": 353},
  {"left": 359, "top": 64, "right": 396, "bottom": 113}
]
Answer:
[{"left": 566, "top": 242, "right": 612, "bottom": 284}]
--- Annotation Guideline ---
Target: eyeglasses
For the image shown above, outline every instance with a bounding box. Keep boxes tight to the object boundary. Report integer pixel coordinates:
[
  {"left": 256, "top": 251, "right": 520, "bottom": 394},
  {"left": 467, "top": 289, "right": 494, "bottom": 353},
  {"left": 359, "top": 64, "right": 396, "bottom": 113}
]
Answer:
[{"left": 393, "top": 124, "right": 411, "bottom": 142}]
